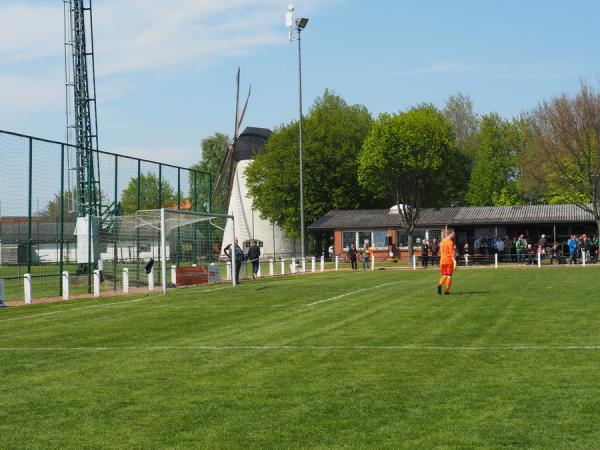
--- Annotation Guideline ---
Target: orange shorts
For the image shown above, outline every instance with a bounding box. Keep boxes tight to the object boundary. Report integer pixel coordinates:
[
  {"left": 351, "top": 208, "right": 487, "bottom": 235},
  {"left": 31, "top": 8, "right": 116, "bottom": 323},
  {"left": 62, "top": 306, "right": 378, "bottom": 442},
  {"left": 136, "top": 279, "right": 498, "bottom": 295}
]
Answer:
[{"left": 440, "top": 262, "right": 454, "bottom": 276}]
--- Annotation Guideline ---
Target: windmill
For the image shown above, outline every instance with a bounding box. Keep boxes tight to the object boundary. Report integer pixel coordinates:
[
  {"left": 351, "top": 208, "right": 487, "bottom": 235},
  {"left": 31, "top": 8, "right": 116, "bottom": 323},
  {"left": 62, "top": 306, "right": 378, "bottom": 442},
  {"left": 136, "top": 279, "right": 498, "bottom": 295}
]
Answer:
[
  {"left": 216, "top": 69, "right": 296, "bottom": 258},
  {"left": 211, "top": 67, "right": 251, "bottom": 204}
]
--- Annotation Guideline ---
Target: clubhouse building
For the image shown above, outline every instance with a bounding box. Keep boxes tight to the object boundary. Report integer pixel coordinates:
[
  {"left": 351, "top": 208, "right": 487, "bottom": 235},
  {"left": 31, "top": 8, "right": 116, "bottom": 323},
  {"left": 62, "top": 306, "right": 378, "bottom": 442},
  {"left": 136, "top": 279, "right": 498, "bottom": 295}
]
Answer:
[{"left": 308, "top": 204, "right": 598, "bottom": 261}]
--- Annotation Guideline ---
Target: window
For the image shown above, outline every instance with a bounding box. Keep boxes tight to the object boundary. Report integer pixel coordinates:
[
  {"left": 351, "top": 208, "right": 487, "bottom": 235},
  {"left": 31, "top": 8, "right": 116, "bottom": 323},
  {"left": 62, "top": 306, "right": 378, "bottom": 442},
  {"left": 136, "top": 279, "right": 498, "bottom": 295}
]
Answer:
[
  {"left": 372, "top": 231, "right": 387, "bottom": 249},
  {"left": 342, "top": 232, "right": 355, "bottom": 251},
  {"left": 358, "top": 231, "right": 371, "bottom": 247},
  {"left": 396, "top": 229, "right": 430, "bottom": 247}
]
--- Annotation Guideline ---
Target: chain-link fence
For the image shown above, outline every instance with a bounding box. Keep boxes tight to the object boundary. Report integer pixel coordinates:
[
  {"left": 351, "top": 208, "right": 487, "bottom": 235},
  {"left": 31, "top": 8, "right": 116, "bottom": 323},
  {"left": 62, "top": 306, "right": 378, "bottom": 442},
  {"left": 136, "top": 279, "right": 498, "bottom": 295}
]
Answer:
[{"left": 0, "top": 129, "right": 211, "bottom": 301}]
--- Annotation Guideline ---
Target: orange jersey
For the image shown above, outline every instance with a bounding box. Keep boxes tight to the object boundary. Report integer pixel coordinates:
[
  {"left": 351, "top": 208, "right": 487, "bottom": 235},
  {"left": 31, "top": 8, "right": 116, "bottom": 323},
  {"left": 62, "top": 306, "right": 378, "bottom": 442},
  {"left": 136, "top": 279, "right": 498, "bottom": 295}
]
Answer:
[{"left": 440, "top": 237, "right": 455, "bottom": 265}]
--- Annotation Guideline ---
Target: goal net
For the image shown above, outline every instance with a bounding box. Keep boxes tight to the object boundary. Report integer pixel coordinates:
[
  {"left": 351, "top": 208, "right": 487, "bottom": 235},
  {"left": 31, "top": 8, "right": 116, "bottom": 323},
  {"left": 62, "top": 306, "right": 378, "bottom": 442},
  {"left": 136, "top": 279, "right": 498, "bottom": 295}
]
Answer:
[{"left": 97, "top": 208, "right": 236, "bottom": 293}]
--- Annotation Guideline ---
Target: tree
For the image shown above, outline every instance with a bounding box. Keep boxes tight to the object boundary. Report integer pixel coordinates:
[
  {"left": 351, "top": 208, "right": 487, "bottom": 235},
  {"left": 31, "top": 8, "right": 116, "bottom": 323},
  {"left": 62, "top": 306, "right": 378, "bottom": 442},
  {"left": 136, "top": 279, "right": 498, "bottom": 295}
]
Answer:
[
  {"left": 38, "top": 191, "right": 78, "bottom": 221},
  {"left": 528, "top": 83, "right": 600, "bottom": 231},
  {"left": 121, "top": 172, "right": 176, "bottom": 213},
  {"left": 189, "top": 133, "right": 230, "bottom": 213},
  {"left": 358, "top": 105, "right": 459, "bottom": 259},
  {"left": 245, "top": 90, "right": 376, "bottom": 242},
  {"left": 443, "top": 92, "right": 480, "bottom": 160},
  {"left": 466, "top": 114, "right": 522, "bottom": 206}
]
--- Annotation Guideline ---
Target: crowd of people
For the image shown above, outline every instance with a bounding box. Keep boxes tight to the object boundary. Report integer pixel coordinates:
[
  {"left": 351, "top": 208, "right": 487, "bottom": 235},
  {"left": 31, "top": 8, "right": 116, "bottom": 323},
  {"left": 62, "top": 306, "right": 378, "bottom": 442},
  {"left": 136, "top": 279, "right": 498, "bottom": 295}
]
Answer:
[{"left": 457, "top": 234, "right": 599, "bottom": 265}]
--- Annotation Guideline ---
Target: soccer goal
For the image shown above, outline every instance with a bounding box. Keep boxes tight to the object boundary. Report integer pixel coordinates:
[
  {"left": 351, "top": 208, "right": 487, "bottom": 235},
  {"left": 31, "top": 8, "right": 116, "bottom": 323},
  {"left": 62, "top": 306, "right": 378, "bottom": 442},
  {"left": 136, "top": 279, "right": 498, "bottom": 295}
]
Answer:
[{"left": 97, "top": 208, "right": 236, "bottom": 294}]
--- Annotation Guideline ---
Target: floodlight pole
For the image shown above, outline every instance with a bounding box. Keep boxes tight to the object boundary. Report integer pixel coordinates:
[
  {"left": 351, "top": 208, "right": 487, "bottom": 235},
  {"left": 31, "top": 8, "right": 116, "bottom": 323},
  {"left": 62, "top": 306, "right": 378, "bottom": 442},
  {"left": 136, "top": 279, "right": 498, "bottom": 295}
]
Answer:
[{"left": 296, "top": 22, "right": 307, "bottom": 261}]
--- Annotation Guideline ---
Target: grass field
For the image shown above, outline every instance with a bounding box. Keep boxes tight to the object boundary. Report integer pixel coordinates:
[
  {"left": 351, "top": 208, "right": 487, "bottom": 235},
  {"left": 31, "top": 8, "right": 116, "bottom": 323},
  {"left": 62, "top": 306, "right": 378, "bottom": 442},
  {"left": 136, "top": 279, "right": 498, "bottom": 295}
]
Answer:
[{"left": 1, "top": 267, "right": 600, "bottom": 449}]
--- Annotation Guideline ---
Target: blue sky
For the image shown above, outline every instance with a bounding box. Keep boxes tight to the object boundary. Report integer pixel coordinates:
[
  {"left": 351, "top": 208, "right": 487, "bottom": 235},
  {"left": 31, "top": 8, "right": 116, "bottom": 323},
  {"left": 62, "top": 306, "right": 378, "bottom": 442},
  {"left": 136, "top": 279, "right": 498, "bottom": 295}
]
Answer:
[{"left": 1, "top": 0, "right": 599, "bottom": 167}]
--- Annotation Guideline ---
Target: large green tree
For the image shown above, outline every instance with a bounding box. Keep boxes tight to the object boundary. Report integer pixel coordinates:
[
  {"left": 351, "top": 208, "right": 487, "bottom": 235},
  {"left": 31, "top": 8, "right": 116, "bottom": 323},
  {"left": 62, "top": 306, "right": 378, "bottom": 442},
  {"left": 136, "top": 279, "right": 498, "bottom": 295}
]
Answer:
[
  {"left": 443, "top": 92, "right": 480, "bottom": 161},
  {"left": 358, "top": 105, "right": 460, "bottom": 258},
  {"left": 466, "top": 114, "right": 523, "bottom": 206},
  {"left": 190, "top": 132, "right": 230, "bottom": 213},
  {"left": 245, "top": 90, "right": 376, "bottom": 241},
  {"left": 527, "top": 84, "right": 600, "bottom": 231},
  {"left": 121, "top": 172, "right": 175, "bottom": 213}
]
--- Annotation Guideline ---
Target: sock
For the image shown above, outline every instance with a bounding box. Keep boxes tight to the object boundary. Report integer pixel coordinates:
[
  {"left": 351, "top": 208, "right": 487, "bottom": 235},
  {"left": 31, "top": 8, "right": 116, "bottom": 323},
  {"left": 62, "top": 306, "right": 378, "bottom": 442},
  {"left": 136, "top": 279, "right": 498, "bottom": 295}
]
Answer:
[{"left": 445, "top": 276, "right": 453, "bottom": 293}]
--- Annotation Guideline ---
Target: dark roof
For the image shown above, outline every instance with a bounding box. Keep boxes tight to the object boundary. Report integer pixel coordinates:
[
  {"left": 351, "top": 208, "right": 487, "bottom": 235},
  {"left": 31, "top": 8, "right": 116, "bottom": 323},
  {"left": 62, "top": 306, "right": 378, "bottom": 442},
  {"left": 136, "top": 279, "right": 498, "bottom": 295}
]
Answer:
[
  {"left": 308, "top": 204, "right": 596, "bottom": 230},
  {"left": 234, "top": 127, "right": 271, "bottom": 161}
]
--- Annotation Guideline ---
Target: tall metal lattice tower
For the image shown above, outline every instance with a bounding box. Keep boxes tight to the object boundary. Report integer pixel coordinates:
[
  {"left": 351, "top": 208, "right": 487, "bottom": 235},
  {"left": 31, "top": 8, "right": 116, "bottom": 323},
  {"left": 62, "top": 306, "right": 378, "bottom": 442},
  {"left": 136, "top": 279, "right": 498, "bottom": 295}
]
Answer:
[{"left": 64, "top": 0, "right": 100, "bottom": 218}]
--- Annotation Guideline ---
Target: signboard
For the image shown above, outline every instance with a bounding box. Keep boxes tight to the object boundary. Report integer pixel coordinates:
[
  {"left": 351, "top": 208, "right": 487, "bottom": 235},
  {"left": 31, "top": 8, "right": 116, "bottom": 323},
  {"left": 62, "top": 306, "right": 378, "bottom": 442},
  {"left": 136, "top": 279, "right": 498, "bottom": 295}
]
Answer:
[{"left": 175, "top": 266, "right": 208, "bottom": 287}]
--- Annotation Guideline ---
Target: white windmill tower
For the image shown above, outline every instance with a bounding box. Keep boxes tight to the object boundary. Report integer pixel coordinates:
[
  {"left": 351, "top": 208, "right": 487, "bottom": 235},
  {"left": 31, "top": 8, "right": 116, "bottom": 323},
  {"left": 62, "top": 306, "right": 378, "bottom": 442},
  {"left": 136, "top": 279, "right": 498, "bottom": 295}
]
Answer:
[{"left": 214, "top": 69, "right": 297, "bottom": 258}]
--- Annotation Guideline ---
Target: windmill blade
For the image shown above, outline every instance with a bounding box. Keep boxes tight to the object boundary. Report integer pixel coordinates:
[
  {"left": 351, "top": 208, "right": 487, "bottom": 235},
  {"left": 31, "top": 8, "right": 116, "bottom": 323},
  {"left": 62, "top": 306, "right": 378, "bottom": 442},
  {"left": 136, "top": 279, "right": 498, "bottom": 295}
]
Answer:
[
  {"left": 211, "top": 143, "right": 233, "bottom": 201},
  {"left": 234, "top": 67, "right": 241, "bottom": 142},
  {"left": 237, "top": 84, "right": 251, "bottom": 134}
]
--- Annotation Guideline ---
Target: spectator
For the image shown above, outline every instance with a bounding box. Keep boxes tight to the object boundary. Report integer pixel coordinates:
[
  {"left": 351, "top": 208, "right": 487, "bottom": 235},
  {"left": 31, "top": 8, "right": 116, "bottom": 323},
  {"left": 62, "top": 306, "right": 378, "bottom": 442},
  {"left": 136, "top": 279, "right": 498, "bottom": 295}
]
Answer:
[
  {"left": 496, "top": 237, "right": 505, "bottom": 261},
  {"left": 527, "top": 244, "right": 536, "bottom": 265},
  {"left": 431, "top": 238, "right": 439, "bottom": 266},
  {"left": 421, "top": 239, "right": 431, "bottom": 268},
  {"left": 361, "top": 239, "right": 371, "bottom": 271},
  {"left": 581, "top": 234, "right": 591, "bottom": 262},
  {"left": 538, "top": 234, "right": 547, "bottom": 257},
  {"left": 505, "top": 236, "right": 515, "bottom": 262},
  {"left": 247, "top": 240, "right": 261, "bottom": 279},
  {"left": 328, "top": 245, "right": 335, "bottom": 259},
  {"left": 463, "top": 242, "right": 471, "bottom": 265},
  {"left": 347, "top": 243, "right": 358, "bottom": 271},
  {"left": 568, "top": 234, "right": 578, "bottom": 264},
  {"left": 550, "top": 245, "right": 560, "bottom": 265},
  {"left": 516, "top": 235, "right": 526, "bottom": 265},
  {"left": 474, "top": 237, "right": 482, "bottom": 255},
  {"left": 224, "top": 238, "right": 244, "bottom": 283}
]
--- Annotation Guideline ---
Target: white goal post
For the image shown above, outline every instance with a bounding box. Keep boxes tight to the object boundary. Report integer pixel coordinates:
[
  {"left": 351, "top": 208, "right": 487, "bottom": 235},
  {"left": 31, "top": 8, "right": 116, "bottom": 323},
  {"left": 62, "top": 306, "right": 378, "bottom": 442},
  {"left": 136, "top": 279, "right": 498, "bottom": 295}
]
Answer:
[{"left": 131, "top": 208, "right": 236, "bottom": 293}]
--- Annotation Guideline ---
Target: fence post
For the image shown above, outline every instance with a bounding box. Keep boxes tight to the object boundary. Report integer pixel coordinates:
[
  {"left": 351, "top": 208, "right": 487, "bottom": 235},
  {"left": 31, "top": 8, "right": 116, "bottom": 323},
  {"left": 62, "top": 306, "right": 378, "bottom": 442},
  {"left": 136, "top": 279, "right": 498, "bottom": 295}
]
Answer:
[
  {"left": 148, "top": 269, "right": 154, "bottom": 291},
  {"left": 320, "top": 255, "right": 325, "bottom": 272},
  {"left": 301, "top": 257, "right": 306, "bottom": 273},
  {"left": 335, "top": 256, "right": 339, "bottom": 271},
  {"left": 257, "top": 257, "right": 262, "bottom": 278},
  {"left": 171, "top": 265, "right": 177, "bottom": 286},
  {"left": 123, "top": 268, "right": 129, "bottom": 294},
  {"left": 269, "top": 259, "right": 274, "bottom": 277},
  {"left": 291, "top": 257, "right": 296, "bottom": 274},
  {"left": 494, "top": 253, "right": 498, "bottom": 269},
  {"left": 465, "top": 255, "right": 469, "bottom": 266},
  {"left": 311, "top": 256, "right": 316, "bottom": 273},
  {"left": 537, "top": 253, "right": 542, "bottom": 269},
  {"left": 0, "top": 278, "right": 4, "bottom": 307},
  {"left": 582, "top": 250, "right": 587, "bottom": 267},
  {"left": 280, "top": 259, "right": 285, "bottom": 275},
  {"left": 24, "top": 273, "right": 32, "bottom": 304},
  {"left": 371, "top": 254, "right": 375, "bottom": 271},
  {"left": 93, "top": 270, "right": 101, "bottom": 297},
  {"left": 412, "top": 255, "right": 417, "bottom": 270},
  {"left": 62, "top": 271, "right": 69, "bottom": 300},
  {"left": 226, "top": 261, "right": 231, "bottom": 281}
]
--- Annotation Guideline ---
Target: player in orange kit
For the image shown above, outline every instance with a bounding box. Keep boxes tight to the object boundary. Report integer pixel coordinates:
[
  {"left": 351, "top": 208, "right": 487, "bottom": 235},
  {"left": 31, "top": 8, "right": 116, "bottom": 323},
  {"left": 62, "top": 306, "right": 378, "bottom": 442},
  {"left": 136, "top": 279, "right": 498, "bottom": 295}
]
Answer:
[{"left": 438, "top": 230, "right": 456, "bottom": 295}]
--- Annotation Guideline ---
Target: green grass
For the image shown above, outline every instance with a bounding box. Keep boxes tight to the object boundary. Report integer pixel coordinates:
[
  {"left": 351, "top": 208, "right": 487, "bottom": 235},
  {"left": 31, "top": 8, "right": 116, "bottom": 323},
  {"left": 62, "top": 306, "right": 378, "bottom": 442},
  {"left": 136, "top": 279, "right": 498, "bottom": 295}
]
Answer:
[{"left": 1, "top": 267, "right": 600, "bottom": 449}]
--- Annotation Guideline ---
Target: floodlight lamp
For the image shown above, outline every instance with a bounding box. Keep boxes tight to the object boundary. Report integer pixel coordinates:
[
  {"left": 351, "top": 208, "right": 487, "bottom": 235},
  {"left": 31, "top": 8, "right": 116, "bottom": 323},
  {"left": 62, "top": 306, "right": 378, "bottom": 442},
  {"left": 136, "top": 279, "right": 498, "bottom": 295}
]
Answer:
[{"left": 296, "top": 17, "right": 309, "bottom": 29}]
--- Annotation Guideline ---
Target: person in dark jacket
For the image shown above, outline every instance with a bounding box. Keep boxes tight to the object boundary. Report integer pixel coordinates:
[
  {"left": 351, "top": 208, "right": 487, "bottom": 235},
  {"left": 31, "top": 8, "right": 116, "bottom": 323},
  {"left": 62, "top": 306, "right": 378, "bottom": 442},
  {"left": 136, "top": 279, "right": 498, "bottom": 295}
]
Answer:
[
  {"left": 224, "top": 238, "right": 244, "bottom": 283},
  {"left": 347, "top": 243, "right": 358, "bottom": 270},
  {"left": 247, "top": 240, "right": 261, "bottom": 279}
]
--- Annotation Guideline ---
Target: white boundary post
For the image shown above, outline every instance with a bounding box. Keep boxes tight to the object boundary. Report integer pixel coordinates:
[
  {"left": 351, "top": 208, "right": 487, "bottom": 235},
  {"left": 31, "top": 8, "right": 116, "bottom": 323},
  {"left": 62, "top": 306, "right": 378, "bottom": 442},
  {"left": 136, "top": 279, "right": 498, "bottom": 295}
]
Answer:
[
  {"left": 257, "top": 257, "right": 262, "bottom": 278},
  {"left": 0, "top": 278, "right": 4, "bottom": 308},
  {"left": 582, "top": 250, "right": 587, "bottom": 267},
  {"left": 412, "top": 255, "right": 417, "bottom": 270},
  {"left": 494, "top": 253, "right": 498, "bottom": 269},
  {"left": 160, "top": 208, "right": 167, "bottom": 294},
  {"left": 269, "top": 259, "right": 274, "bottom": 276},
  {"left": 93, "top": 270, "right": 101, "bottom": 297},
  {"left": 62, "top": 271, "right": 69, "bottom": 300},
  {"left": 231, "top": 218, "right": 237, "bottom": 287},
  {"left": 465, "top": 255, "right": 469, "bottom": 266},
  {"left": 280, "top": 259, "right": 285, "bottom": 275},
  {"left": 311, "top": 256, "right": 316, "bottom": 273},
  {"left": 24, "top": 273, "right": 32, "bottom": 304},
  {"left": 148, "top": 269, "right": 154, "bottom": 291},
  {"left": 123, "top": 268, "right": 129, "bottom": 294},
  {"left": 371, "top": 254, "right": 375, "bottom": 271},
  {"left": 301, "top": 257, "right": 306, "bottom": 273},
  {"left": 226, "top": 261, "right": 231, "bottom": 281},
  {"left": 335, "top": 256, "right": 339, "bottom": 271},
  {"left": 291, "top": 257, "right": 296, "bottom": 274},
  {"left": 320, "top": 255, "right": 325, "bottom": 272},
  {"left": 171, "top": 265, "right": 177, "bottom": 286},
  {"left": 537, "top": 252, "right": 542, "bottom": 269}
]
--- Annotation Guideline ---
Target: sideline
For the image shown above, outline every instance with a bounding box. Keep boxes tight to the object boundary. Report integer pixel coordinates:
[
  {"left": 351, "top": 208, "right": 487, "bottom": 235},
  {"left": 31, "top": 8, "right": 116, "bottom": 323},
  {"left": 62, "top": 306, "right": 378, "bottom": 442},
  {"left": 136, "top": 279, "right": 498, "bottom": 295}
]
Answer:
[
  {"left": 306, "top": 281, "right": 404, "bottom": 306},
  {"left": 0, "top": 344, "right": 599, "bottom": 351}
]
